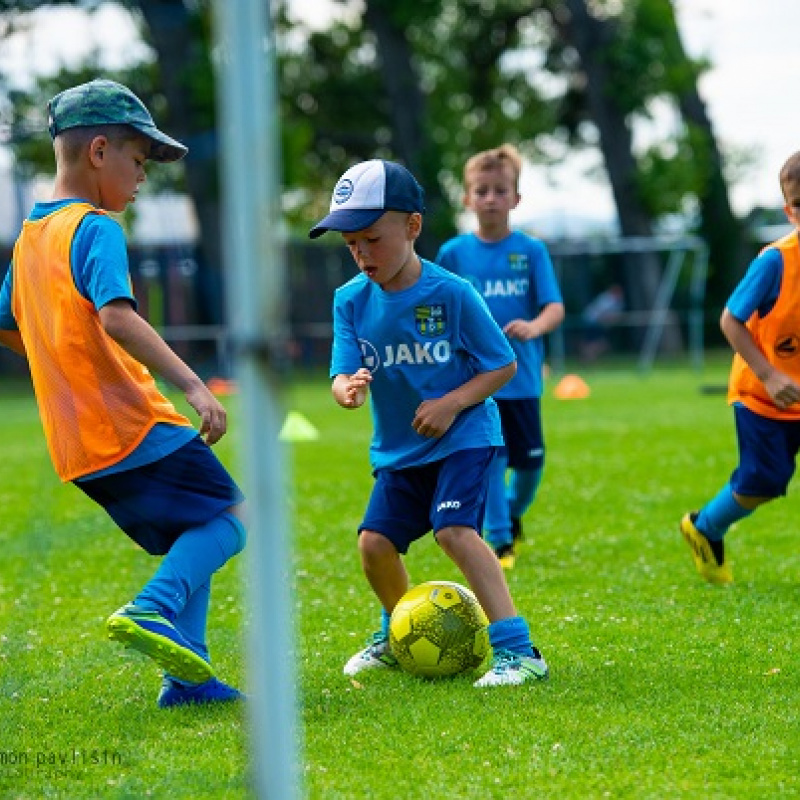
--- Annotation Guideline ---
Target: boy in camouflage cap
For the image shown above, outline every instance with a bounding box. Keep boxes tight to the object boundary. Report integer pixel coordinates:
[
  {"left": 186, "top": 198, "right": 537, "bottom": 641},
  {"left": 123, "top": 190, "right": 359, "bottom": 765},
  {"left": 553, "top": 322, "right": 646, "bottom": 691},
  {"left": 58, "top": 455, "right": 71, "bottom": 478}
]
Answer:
[{"left": 0, "top": 79, "right": 246, "bottom": 708}]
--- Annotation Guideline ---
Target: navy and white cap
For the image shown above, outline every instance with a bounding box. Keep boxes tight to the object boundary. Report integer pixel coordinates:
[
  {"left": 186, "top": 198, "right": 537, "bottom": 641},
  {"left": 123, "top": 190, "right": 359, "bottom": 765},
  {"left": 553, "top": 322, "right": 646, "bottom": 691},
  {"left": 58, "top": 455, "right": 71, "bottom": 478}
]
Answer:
[{"left": 309, "top": 159, "right": 425, "bottom": 239}]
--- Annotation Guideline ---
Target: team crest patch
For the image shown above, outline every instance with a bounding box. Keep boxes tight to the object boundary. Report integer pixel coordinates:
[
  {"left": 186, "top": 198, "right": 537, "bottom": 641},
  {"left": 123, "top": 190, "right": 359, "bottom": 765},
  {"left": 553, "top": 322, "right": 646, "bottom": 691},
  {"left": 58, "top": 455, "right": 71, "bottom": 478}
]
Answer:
[
  {"left": 415, "top": 304, "right": 447, "bottom": 337},
  {"left": 775, "top": 333, "right": 800, "bottom": 359},
  {"left": 508, "top": 253, "right": 529, "bottom": 271}
]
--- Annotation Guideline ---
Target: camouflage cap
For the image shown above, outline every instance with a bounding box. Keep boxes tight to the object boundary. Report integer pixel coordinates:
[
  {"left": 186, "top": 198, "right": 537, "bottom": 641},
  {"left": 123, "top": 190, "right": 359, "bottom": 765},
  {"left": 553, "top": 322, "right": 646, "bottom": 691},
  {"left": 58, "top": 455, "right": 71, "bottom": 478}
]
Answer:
[{"left": 47, "top": 79, "right": 187, "bottom": 163}]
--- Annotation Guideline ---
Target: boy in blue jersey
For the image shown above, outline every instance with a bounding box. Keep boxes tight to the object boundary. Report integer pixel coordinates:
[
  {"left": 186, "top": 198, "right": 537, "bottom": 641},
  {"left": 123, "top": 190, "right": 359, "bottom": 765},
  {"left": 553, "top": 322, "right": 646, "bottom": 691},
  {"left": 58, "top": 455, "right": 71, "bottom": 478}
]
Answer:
[
  {"left": 681, "top": 150, "right": 800, "bottom": 585},
  {"left": 309, "top": 159, "right": 549, "bottom": 687},
  {"left": 436, "top": 144, "right": 564, "bottom": 568},
  {"left": 0, "top": 80, "right": 245, "bottom": 707}
]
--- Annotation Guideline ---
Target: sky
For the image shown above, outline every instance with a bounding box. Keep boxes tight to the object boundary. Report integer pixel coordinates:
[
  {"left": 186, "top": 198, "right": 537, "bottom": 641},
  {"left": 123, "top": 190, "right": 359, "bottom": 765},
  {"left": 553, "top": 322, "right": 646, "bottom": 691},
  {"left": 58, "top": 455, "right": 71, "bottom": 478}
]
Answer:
[{"left": 0, "top": 1, "right": 798, "bottom": 239}]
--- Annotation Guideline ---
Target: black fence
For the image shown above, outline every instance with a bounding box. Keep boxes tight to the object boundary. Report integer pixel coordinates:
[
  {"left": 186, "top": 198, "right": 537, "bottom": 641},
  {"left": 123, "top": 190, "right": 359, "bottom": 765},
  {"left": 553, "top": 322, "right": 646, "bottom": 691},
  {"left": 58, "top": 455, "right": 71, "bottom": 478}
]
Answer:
[{"left": 0, "top": 236, "right": 728, "bottom": 379}]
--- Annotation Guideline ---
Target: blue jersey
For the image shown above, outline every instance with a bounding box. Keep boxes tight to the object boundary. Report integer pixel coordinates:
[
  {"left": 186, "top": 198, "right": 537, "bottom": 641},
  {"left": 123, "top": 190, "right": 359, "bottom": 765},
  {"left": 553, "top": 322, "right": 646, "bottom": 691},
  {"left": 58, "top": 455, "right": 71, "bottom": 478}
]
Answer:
[
  {"left": 0, "top": 199, "right": 195, "bottom": 477},
  {"left": 726, "top": 246, "right": 783, "bottom": 322},
  {"left": 436, "top": 231, "right": 562, "bottom": 399},
  {"left": 330, "top": 259, "right": 514, "bottom": 471}
]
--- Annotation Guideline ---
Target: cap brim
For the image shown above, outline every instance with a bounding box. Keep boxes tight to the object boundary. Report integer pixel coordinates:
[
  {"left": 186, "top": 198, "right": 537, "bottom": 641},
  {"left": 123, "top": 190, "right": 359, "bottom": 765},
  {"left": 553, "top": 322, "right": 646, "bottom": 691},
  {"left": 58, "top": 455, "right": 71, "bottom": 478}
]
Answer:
[
  {"left": 308, "top": 208, "right": 385, "bottom": 239},
  {"left": 132, "top": 123, "right": 188, "bottom": 162}
]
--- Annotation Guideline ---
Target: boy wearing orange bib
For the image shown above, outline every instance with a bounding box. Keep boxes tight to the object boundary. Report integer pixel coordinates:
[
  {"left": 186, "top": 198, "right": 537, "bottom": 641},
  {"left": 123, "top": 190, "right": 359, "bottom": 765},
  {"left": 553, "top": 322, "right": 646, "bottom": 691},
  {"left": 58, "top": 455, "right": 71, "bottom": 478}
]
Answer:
[
  {"left": 0, "top": 80, "right": 245, "bottom": 707},
  {"left": 681, "top": 151, "right": 800, "bottom": 584}
]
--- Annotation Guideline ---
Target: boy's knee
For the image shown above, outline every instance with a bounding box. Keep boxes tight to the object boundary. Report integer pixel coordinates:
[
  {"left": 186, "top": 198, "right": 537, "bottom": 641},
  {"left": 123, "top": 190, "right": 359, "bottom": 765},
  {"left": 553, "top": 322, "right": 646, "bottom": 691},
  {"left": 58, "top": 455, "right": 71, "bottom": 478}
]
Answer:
[
  {"left": 359, "top": 529, "right": 396, "bottom": 559},
  {"left": 220, "top": 511, "right": 247, "bottom": 556},
  {"left": 435, "top": 525, "right": 476, "bottom": 554}
]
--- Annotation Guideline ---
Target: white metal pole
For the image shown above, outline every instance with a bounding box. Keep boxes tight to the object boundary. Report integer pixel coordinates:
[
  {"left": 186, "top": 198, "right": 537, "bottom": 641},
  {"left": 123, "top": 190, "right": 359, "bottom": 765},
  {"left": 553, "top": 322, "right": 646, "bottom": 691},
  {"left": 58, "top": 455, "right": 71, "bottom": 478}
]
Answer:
[{"left": 212, "top": 2, "right": 299, "bottom": 798}]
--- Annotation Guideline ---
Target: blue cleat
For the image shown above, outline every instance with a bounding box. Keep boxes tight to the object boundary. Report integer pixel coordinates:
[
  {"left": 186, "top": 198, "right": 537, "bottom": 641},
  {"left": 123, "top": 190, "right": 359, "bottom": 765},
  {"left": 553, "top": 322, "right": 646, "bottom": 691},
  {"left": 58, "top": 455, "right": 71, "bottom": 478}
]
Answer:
[
  {"left": 106, "top": 603, "right": 214, "bottom": 684},
  {"left": 157, "top": 677, "right": 244, "bottom": 709}
]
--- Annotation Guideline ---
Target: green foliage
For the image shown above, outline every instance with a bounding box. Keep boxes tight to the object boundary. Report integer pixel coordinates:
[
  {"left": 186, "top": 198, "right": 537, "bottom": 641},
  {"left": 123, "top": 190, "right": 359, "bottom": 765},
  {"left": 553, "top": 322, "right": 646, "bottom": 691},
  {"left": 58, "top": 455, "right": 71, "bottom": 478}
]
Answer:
[
  {"left": 637, "top": 124, "right": 709, "bottom": 219},
  {"left": 602, "top": 0, "right": 706, "bottom": 115},
  {"left": 3, "top": 1, "right": 740, "bottom": 263}
]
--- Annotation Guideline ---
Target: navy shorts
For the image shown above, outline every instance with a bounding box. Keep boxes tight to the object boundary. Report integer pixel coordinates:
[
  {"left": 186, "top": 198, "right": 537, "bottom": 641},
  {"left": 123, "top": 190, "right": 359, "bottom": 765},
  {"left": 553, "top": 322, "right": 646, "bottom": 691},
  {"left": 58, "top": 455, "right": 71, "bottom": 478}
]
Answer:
[
  {"left": 360, "top": 447, "right": 497, "bottom": 554},
  {"left": 496, "top": 397, "right": 544, "bottom": 470},
  {"left": 76, "top": 436, "right": 245, "bottom": 555},
  {"left": 730, "top": 403, "right": 800, "bottom": 498}
]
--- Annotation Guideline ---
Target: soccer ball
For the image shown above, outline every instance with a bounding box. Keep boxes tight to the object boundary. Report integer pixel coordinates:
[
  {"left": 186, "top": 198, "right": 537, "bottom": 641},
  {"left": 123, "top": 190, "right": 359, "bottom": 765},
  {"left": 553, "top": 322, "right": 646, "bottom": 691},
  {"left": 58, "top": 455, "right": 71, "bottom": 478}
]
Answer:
[{"left": 389, "top": 581, "right": 490, "bottom": 678}]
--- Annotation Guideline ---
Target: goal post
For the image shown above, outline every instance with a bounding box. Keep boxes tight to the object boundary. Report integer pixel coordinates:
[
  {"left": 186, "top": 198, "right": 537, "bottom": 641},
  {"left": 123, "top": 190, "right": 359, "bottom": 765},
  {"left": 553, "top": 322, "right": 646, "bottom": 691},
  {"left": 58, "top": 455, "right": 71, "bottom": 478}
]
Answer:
[
  {"left": 213, "top": 3, "right": 299, "bottom": 798},
  {"left": 545, "top": 235, "right": 709, "bottom": 372}
]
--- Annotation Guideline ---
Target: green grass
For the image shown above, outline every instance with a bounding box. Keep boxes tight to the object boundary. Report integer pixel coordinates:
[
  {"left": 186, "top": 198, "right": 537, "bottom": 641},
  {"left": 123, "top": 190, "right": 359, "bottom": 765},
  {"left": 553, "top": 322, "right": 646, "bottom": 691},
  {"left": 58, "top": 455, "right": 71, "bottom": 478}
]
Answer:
[{"left": 3, "top": 358, "right": 800, "bottom": 797}]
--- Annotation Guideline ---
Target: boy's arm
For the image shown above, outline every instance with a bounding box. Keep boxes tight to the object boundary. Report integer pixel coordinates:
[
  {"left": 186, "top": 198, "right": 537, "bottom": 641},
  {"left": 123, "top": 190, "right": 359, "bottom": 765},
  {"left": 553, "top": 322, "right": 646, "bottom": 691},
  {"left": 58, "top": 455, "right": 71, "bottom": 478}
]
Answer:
[
  {"left": 0, "top": 329, "right": 25, "bottom": 357},
  {"left": 412, "top": 361, "right": 516, "bottom": 438},
  {"left": 332, "top": 368, "right": 372, "bottom": 409},
  {"left": 99, "top": 300, "right": 228, "bottom": 444},
  {"left": 503, "top": 301, "right": 565, "bottom": 341},
  {"left": 721, "top": 307, "right": 800, "bottom": 409}
]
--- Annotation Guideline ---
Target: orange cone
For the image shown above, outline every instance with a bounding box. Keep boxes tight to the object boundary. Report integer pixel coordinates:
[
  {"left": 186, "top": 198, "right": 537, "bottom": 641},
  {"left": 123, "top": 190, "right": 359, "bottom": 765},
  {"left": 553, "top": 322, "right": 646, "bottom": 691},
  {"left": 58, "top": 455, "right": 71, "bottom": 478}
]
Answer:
[{"left": 554, "top": 374, "right": 590, "bottom": 399}]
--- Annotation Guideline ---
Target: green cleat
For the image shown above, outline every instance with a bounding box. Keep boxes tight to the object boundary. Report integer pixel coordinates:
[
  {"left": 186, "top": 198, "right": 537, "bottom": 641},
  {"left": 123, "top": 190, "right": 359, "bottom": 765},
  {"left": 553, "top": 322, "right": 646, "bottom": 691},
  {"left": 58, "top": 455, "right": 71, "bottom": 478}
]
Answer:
[{"left": 107, "top": 603, "right": 214, "bottom": 684}]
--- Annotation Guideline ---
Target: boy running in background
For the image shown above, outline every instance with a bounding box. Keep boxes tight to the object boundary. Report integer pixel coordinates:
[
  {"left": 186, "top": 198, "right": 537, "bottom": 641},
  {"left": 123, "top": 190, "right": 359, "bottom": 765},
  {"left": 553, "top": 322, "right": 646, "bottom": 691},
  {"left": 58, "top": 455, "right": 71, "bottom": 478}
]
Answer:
[
  {"left": 681, "top": 150, "right": 800, "bottom": 585},
  {"left": 310, "top": 158, "right": 549, "bottom": 687},
  {"left": 436, "top": 144, "right": 564, "bottom": 568},
  {"left": 0, "top": 79, "right": 246, "bottom": 707}
]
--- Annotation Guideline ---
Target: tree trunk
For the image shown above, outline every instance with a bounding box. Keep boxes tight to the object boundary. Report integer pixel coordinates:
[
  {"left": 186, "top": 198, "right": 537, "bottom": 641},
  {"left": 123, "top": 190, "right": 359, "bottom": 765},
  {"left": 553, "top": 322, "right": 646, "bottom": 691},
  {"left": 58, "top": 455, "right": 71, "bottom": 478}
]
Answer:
[
  {"left": 557, "top": 0, "right": 682, "bottom": 351},
  {"left": 663, "top": 13, "right": 749, "bottom": 297},
  {"left": 134, "top": 0, "right": 224, "bottom": 326},
  {"left": 362, "top": 0, "right": 448, "bottom": 257}
]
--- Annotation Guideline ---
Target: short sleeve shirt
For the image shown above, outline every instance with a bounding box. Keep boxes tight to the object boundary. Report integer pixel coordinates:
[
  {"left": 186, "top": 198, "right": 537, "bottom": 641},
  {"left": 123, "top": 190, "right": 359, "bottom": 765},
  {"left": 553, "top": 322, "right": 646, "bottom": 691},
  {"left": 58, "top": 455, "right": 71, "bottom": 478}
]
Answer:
[
  {"left": 436, "top": 230, "right": 562, "bottom": 398},
  {"left": 330, "top": 259, "right": 515, "bottom": 471}
]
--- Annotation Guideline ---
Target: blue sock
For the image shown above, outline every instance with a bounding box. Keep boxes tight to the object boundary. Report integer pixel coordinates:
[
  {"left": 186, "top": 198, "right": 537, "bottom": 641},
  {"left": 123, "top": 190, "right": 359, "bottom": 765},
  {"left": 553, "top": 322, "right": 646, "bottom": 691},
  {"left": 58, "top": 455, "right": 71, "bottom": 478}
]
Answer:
[
  {"left": 165, "top": 582, "right": 212, "bottom": 686},
  {"left": 381, "top": 607, "right": 392, "bottom": 638},
  {"left": 487, "top": 616, "right": 534, "bottom": 658},
  {"left": 174, "top": 581, "right": 211, "bottom": 662},
  {"left": 483, "top": 450, "right": 512, "bottom": 549},
  {"left": 508, "top": 468, "right": 543, "bottom": 520},
  {"left": 136, "top": 512, "right": 246, "bottom": 627},
  {"left": 696, "top": 484, "right": 752, "bottom": 541}
]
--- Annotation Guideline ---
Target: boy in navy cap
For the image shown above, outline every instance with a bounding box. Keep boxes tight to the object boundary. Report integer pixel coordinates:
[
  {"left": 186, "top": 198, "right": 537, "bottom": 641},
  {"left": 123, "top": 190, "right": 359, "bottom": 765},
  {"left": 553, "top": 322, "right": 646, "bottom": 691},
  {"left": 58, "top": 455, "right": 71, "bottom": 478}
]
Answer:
[
  {"left": 0, "top": 79, "right": 246, "bottom": 708},
  {"left": 312, "top": 159, "right": 550, "bottom": 686}
]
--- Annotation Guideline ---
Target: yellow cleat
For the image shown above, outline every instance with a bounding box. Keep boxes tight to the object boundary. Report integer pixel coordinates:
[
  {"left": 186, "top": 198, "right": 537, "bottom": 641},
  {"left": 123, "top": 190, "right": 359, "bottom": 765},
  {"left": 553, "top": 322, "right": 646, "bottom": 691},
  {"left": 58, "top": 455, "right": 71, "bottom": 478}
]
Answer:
[
  {"left": 680, "top": 513, "right": 733, "bottom": 585},
  {"left": 495, "top": 543, "right": 516, "bottom": 570}
]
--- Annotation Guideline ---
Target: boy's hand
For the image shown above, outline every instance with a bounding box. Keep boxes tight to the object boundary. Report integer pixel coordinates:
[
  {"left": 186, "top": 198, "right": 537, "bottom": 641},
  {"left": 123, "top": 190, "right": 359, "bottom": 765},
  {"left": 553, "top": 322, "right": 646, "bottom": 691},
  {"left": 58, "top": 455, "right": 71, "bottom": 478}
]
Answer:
[
  {"left": 185, "top": 382, "right": 228, "bottom": 444},
  {"left": 334, "top": 368, "right": 372, "bottom": 409},
  {"left": 503, "top": 319, "right": 538, "bottom": 341},
  {"left": 412, "top": 396, "right": 459, "bottom": 438},
  {"left": 764, "top": 369, "right": 800, "bottom": 410}
]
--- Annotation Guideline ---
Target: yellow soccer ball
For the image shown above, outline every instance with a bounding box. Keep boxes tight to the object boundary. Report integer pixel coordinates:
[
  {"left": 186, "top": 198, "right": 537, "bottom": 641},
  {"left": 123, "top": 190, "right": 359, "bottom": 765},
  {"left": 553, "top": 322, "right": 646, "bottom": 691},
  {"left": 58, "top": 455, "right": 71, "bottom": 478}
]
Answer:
[{"left": 389, "top": 581, "right": 490, "bottom": 678}]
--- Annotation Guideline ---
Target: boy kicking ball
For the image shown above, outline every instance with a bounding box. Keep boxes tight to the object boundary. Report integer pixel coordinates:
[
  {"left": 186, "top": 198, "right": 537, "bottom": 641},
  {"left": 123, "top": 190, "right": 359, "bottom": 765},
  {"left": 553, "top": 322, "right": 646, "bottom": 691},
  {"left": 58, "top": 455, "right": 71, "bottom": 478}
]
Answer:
[
  {"left": 311, "top": 159, "right": 549, "bottom": 686},
  {"left": 0, "top": 79, "right": 246, "bottom": 708}
]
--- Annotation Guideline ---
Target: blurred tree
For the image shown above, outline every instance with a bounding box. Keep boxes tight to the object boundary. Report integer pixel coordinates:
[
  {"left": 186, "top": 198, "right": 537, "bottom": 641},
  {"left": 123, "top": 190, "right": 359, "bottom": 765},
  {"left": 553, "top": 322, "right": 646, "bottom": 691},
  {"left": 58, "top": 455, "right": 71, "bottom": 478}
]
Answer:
[
  {"left": 278, "top": 0, "right": 558, "bottom": 252},
  {"left": 536, "top": 0, "right": 747, "bottom": 303},
  {"left": 1, "top": 0, "right": 748, "bottom": 313},
  {"left": 0, "top": 0, "right": 226, "bottom": 324}
]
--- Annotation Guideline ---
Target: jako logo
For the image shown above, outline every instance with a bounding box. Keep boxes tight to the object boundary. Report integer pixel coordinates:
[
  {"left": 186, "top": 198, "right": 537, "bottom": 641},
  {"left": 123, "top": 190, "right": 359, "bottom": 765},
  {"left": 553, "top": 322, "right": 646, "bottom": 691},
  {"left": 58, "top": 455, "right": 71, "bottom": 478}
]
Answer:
[
  {"left": 775, "top": 334, "right": 799, "bottom": 359},
  {"left": 437, "top": 500, "right": 462, "bottom": 512}
]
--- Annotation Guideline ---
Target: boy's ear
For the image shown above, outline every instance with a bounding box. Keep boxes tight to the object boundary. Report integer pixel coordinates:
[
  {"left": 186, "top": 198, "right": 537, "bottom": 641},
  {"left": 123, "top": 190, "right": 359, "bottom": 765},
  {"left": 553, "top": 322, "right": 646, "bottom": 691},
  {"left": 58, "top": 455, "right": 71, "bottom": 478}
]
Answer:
[
  {"left": 407, "top": 212, "right": 423, "bottom": 239},
  {"left": 88, "top": 135, "right": 109, "bottom": 167}
]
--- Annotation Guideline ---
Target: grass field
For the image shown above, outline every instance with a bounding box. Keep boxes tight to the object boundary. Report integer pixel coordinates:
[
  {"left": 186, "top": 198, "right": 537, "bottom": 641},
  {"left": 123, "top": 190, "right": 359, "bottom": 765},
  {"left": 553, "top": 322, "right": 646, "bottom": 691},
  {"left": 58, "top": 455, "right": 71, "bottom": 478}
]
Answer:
[{"left": 2, "top": 359, "right": 800, "bottom": 798}]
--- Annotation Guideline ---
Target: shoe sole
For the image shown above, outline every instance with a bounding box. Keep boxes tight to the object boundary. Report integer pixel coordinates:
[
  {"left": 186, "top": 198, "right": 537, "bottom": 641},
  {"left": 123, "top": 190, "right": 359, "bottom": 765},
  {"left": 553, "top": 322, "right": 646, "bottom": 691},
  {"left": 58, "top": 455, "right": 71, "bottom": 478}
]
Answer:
[
  {"left": 107, "top": 616, "right": 214, "bottom": 684},
  {"left": 474, "top": 667, "right": 549, "bottom": 687}
]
